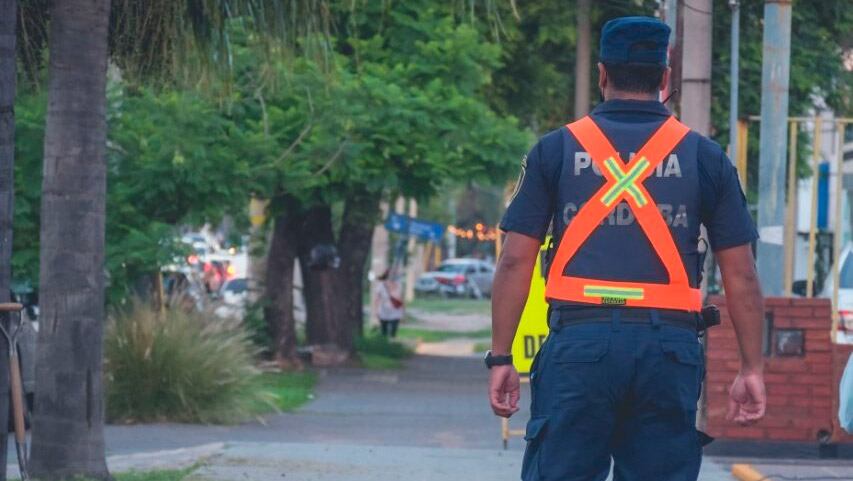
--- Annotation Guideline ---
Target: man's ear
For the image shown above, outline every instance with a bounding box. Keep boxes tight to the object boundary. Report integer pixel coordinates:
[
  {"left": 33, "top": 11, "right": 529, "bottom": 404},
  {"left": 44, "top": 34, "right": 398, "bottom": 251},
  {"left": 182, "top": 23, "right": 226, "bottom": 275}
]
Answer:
[
  {"left": 659, "top": 67, "right": 671, "bottom": 92},
  {"left": 597, "top": 62, "right": 607, "bottom": 91}
]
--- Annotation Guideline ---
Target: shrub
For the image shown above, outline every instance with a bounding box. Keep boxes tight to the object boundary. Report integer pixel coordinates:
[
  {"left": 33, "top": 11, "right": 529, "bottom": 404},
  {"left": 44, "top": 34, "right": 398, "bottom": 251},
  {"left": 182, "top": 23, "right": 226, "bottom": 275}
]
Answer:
[{"left": 105, "top": 302, "right": 271, "bottom": 423}]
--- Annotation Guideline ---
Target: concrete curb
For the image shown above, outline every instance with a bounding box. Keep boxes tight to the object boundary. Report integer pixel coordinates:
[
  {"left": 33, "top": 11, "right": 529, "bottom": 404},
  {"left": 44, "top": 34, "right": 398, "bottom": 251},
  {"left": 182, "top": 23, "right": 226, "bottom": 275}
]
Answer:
[
  {"left": 108, "top": 442, "right": 226, "bottom": 472},
  {"left": 731, "top": 463, "right": 767, "bottom": 481},
  {"left": 6, "top": 442, "right": 226, "bottom": 479}
]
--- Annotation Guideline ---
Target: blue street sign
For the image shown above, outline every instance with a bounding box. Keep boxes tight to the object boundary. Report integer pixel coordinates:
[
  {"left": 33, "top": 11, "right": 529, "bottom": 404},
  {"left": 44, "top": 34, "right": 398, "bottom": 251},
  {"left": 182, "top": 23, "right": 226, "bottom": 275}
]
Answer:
[
  {"left": 385, "top": 213, "right": 409, "bottom": 234},
  {"left": 385, "top": 213, "right": 445, "bottom": 242}
]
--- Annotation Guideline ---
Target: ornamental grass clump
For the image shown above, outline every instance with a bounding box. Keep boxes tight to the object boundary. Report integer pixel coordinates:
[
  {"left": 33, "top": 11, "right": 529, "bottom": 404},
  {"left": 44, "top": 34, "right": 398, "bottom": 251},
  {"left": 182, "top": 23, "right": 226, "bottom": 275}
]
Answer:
[{"left": 105, "top": 302, "right": 268, "bottom": 424}]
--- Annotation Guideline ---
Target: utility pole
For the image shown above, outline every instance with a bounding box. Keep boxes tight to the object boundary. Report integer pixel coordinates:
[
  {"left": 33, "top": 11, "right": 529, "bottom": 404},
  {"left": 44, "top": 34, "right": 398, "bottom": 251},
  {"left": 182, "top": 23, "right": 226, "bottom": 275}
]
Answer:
[
  {"left": 660, "top": 0, "right": 681, "bottom": 105},
  {"left": 728, "top": 0, "right": 740, "bottom": 164},
  {"left": 756, "top": 0, "right": 793, "bottom": 296},
  {"left": 574, "top": 0, "right": 592, "bottom": 118},
  {"left": 679, "top": 0, "right": 713, "bottom": 135},
  {"left": 404, "top": 198, "right": 418, "bottom": 302}
]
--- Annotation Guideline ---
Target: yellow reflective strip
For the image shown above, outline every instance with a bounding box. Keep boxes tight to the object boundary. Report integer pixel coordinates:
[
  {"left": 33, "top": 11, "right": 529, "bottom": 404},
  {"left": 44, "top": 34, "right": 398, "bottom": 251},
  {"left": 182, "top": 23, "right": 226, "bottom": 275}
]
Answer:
[{"left": 583, "top": 285, "right": 645, "bottom": 300}]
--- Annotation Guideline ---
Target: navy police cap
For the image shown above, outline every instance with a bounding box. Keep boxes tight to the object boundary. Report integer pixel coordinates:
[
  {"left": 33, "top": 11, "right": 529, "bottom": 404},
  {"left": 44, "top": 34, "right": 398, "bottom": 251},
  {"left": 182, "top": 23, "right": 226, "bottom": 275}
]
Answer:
[{"left": 600, "top": 16, "right": 670, "bottom": 66}]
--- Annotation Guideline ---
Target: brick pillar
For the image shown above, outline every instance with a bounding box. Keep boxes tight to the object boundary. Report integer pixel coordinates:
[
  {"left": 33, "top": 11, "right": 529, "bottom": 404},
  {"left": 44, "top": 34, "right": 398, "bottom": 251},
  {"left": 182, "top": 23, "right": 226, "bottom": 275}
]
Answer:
[{"left": 704, "top": 296, "right": 850, "bottom": 443}]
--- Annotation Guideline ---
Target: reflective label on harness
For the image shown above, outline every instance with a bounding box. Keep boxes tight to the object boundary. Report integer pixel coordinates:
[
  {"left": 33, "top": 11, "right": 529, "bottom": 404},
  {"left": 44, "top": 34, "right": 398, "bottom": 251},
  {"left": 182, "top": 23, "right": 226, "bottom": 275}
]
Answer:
[{"left": 583, "top": 285, "right": 645, "bottom": 301}]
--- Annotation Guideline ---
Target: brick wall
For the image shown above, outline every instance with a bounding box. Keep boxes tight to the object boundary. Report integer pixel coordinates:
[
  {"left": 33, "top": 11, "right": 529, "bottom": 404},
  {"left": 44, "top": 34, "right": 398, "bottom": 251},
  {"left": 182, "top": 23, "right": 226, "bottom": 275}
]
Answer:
[{"left": 704, "top": 296, "right": 852, "bottom": 443}]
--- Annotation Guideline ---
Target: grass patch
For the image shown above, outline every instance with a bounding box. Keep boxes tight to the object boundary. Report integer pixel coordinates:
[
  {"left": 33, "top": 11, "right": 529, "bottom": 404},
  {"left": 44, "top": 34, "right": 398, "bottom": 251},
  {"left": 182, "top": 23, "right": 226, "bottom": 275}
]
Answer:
[
  {"left": 355, "top": 332, "right": 413, "bottom": 369},
  {"left": 248, "top": 371, "right": 317, "bottom": 413},
  {"left": 115, "top": 468, "right": 194, "bottom": 481},
  {"left": 359, "top": 353, "right": 405, "bottom": 369},
  {"left": 472, "top": 341, "right": 491, "bottom": 353},
  {"left": 397, "top": 327, "right": 491, "bottom": 343},
  {"left": 408, "top": 298, "right": 491, "bottom": 315}
]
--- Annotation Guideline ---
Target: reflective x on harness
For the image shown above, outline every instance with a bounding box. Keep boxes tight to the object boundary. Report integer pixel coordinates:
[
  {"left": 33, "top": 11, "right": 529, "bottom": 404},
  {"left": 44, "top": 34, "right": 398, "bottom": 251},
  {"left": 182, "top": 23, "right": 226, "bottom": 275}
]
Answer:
[{"left": 545, "top": 115, "right": 702, "bottom": 312}]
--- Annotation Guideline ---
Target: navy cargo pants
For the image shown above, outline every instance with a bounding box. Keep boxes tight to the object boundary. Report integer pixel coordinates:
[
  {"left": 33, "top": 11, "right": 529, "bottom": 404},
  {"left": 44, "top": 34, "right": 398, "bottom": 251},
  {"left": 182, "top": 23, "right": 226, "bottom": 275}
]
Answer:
[{"left": 521, "top": 311, "right": 706, "bottom": 481}]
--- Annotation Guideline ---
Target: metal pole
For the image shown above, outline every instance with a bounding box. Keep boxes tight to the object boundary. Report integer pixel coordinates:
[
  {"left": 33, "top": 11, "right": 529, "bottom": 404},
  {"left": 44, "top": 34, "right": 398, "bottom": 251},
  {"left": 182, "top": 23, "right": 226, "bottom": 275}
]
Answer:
[
  {"left": 663, "top": 0, "right": 678, "bottom": 43},
  {"left": 755, "top": 0, "right": 793, "bottom": 296},
  {"left": 806, "top": 117, "right": 822, "bottom": 298},
  {"left": 574, "top": 0, "right": 591, "bottom": 118},
  {"left": 831, "top": 122, "right": 847, "bottom": 341},
  {"left": 783, "top": 121, "right": 798, "bottom": 296},
  {"left": 728, "top": 0, "right": 740, "bottom": 164}
]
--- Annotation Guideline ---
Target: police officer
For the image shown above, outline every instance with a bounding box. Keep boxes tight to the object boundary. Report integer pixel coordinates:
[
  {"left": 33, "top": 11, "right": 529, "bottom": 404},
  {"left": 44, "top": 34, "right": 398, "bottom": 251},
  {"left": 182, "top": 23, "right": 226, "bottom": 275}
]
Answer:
[{"left": 485, "top": 16, "right": 767, "bottom": 481}]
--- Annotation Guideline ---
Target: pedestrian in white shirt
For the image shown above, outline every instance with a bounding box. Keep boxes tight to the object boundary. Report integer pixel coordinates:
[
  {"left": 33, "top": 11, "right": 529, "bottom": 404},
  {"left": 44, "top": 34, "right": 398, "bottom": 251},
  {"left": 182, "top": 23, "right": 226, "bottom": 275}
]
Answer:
[{"left": 374, "top": 269, "right": 404, "bottom": 337}]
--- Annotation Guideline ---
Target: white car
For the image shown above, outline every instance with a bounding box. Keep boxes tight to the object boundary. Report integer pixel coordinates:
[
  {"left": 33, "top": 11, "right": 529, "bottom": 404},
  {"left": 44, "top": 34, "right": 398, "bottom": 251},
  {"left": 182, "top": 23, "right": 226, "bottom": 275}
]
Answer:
[
  {"left": 415, "top": 259, "right": 494, "bottom": 299},
  {"left": 214, "top": 277, "right": 249, "bottom": 319},
  {"left": 820, "top": 242, "right": 853, "bottom": 344},
  {"left": 221, "top": 277, "right": 248, "bottom": 306}
]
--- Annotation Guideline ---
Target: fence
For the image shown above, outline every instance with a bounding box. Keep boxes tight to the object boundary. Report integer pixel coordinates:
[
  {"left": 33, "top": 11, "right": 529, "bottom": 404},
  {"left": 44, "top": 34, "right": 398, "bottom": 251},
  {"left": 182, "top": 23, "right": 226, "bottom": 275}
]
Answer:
[{"left": 737, "top": 116, "right": 853, "bottom": 341}]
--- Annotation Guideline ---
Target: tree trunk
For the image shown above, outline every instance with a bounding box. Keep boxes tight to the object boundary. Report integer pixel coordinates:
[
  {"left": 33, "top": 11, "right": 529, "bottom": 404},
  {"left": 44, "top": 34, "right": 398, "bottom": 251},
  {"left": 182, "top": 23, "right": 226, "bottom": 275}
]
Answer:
[
  {"left": 30, "top": 0, "right": 111, "bottom": 479},
  {"left": 264, "top": 205, "right": 302, "bottom": 369},
  {"left": 573, "top": 0, "right": 591, "bottom": 118},
  {"left": 338, "top": 192, "right": 380, "bottom": 338},
  {"left": 0, "top": 1, "right": 16, "bottom": 478},
  {"left": 297, "top": 204, "right": 342, "bottom": 348}
]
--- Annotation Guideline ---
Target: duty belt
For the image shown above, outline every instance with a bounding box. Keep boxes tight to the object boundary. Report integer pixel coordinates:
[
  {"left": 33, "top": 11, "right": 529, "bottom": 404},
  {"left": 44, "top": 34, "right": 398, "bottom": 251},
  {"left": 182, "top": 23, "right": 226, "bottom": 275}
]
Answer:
[{"left": 549, "top": 306, "right": 701, "bottom": 331}]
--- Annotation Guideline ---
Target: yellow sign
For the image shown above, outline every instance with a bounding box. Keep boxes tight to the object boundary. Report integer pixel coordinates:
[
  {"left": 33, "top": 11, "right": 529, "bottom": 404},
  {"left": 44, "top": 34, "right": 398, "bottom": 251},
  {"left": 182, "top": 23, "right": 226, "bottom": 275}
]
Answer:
[
  {"left": 249, "top": 198, "right": 268, "bottom": 228},
  {"left": 511, "top": 239, "right": 551, "bottom": 374}
]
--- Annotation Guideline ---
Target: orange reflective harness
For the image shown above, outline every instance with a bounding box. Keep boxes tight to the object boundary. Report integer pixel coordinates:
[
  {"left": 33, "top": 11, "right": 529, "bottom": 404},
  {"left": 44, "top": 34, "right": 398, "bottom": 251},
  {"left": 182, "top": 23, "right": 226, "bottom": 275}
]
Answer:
[{"left": 545, "top": 115, "right": 702, "bottom": 312}]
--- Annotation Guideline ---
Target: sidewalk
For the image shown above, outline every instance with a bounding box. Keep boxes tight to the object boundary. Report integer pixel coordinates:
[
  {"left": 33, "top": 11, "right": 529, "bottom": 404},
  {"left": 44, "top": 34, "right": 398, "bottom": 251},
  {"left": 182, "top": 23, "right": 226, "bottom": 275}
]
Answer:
[
  {"left": 103, "top": 355, "right": 738, "bottom": 480},
  {"left": 185, "top": 441, "right": 736, "bottom": 481},
  {"left": 745, "top": 459, "right": 853, "bottom": 480}
]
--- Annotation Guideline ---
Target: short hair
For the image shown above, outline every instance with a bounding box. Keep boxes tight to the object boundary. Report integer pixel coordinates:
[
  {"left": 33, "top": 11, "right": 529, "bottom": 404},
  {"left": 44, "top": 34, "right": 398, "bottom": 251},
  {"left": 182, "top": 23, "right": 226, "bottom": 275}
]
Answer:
[{"left": 602, "top": 62, "right": 666, "bottom": 94}]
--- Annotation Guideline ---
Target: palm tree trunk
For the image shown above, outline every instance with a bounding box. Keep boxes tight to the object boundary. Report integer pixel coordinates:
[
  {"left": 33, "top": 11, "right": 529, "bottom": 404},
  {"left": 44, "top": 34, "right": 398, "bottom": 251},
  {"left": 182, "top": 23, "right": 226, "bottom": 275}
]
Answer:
[
  {"left": 30, "top": 0, "right": 111, "bottom": 479},
  {"left": 0, "top": 1, "right": 17, "bottom": 478},
  {"left": 264, "top": 204, "right": 302, "bottom": 368}
]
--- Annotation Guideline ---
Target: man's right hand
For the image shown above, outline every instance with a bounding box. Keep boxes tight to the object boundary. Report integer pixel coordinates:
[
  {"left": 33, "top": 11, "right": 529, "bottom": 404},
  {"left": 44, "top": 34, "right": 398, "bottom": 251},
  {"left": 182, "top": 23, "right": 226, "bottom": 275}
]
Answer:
[
  {"left": 489, "top": 364, "right": 520, "bottom": 418},
  {"left": 726, "top": 371, "right": 766, "bottom": 426}
]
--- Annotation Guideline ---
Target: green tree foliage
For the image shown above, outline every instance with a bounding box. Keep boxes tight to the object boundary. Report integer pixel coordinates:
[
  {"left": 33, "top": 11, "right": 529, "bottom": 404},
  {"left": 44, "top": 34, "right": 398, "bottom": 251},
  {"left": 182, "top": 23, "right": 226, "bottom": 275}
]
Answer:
[
  {"left": 13, "top": 86, "right": 254, "bottom": 300},
  {"left": 227, "top": 3, "right": 531, "bottom": 358},
  {"left": 13, "top": 4, "right": 530, "bottom": 314},
  {"left": 106, "top": 87, "right": 254, "bottom": 298},
  {"left": 487, "top": 0, "right": 660, "bottom": 133},
  {"left": 10, "top": 92, "right": 44, "bottom": 284},
  {"left": 230, "top": 6, "right": 530, "bottom": 205}
]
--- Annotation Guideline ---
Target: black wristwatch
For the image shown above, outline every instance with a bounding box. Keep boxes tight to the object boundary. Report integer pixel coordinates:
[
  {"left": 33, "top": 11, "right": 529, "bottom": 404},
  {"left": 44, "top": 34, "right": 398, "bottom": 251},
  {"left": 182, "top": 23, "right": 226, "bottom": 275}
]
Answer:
[{"left": 484, "top": 350, "right": 513, "bottom": 369}]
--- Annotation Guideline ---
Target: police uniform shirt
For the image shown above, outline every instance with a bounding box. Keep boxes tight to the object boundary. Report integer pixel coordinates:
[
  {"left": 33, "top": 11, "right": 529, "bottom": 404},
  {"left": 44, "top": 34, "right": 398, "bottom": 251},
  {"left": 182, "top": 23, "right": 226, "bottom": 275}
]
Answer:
[{"left": 501, "top": 99, "right": 758, "bottom": 288}]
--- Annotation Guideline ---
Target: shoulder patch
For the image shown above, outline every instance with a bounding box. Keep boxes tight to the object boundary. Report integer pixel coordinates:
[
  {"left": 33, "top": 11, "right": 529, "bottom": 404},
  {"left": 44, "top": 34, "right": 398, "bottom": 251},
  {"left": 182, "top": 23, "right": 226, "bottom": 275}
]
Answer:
[{"left": 508, "top": 154, "right": 527, "bottom": 203}]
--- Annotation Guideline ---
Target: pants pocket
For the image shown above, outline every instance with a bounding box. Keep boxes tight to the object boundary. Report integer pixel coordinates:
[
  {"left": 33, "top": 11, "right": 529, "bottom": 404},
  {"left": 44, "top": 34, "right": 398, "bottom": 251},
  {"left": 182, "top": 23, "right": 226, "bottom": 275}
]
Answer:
[
  {"left": 658, "top": 339, "right": 703, "bottom": 410},
  {"left": 521, "top": 415, "right": 548, "bottom": 481}
]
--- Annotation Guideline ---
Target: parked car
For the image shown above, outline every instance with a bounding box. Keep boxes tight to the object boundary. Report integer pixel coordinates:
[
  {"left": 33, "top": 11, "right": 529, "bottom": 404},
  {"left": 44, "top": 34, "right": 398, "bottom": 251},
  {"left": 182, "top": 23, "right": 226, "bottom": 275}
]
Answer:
[
  {"left": 416, "top": 258, "right": 494, "bottom": 299},
  {"left": 820, "top": 242, "right": 853, "bottom": 344},
  {"left": 214, "top": 277, "right": 249, "bottom": 319},
  {"left": 221, "top": 277, "right": 248, "bottom": 305}
]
